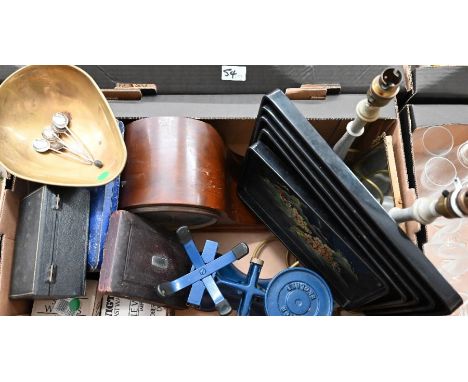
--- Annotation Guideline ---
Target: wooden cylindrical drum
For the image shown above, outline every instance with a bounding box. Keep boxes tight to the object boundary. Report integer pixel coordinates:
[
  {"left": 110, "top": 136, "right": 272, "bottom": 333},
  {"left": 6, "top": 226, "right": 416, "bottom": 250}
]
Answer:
[{"left": 120, "top": 117, "right": 226, "bottom": 229}]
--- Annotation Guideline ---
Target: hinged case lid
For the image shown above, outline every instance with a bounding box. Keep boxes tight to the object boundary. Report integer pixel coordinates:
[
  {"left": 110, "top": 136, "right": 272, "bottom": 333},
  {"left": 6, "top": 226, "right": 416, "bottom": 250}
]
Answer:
[
  {"left": 98, "top": 210, "right": 191, "bottom": 308},
  {"left": 10, "top": 186, "right": 89, "bottom": 299}
]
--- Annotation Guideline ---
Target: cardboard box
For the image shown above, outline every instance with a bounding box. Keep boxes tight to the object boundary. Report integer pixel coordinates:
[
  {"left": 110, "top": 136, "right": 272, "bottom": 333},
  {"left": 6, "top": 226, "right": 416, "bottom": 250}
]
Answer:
[
  {"left": 404, "top": 65, "right": 468, "bottom": 104},
  {"left": 399, "top": 104, "right": 468, "bottom": 196},
  {"left": 110, "top": 88, "right": 419, "bottom": 314},
  {"left": 399, "top": 104, "right": 468, "bottom": 315},
  {"left": 111, "top": 91, "right": 414, "bottom": 235},
  {"left": 0, "top": 65, "right": 413, "bottom": 315},
  {"left": 0, "top": 176, "right": 35, "bottom": 315},
  {"left": 2, "top": 65, "right": 404, "bottom": 95}
]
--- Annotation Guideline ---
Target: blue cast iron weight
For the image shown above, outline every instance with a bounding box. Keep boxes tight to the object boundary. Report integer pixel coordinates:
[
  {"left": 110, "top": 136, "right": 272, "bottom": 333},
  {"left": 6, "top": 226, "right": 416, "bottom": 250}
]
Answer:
[
  {"left": 156, "top": 226, "right": 249, "bottom": 316},
  {"left": 217, "top": 257, "right": 266, "bottom": 316},
  {"left": 264, "top": 267, "right": 333, "bottom": 316},
  {"left": 198, "top": 261, "right": 270, "bottom": 314}
]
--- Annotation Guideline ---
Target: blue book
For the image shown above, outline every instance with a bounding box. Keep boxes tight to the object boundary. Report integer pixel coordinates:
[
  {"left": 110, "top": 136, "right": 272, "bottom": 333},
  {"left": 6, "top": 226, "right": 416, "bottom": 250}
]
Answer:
[{"left": 87, "top": 120, "right": 124, "bottom": 271}]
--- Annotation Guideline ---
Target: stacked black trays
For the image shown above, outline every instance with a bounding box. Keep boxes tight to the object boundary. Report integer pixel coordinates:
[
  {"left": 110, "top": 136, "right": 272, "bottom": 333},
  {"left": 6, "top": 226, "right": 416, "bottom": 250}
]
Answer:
[{"left": 238, "top": 89, "right": 462, "bottom": 315}]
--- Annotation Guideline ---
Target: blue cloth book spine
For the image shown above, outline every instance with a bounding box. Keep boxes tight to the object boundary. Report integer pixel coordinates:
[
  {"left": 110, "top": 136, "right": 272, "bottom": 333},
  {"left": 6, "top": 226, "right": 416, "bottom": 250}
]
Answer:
[{"left": 87, "top": 120, "right": 124, "bottom": 271}]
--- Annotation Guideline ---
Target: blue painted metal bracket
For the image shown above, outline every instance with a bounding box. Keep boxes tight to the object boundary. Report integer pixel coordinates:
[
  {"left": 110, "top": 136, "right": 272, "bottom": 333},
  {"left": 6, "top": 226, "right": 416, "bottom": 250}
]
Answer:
[
  {"left": 156, "top": 226, "right": 249, "bottom": 315},
  {"left": 217, "top": 258, "right": 266, "bottom": 316},
  {"left": 187, "top": 240, "right": 218, "bottom": 307}
]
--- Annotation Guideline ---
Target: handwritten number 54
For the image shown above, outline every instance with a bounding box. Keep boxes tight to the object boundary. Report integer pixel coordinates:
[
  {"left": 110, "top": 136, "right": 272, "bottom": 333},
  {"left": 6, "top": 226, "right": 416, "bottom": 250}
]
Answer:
[{"left": 223, "top": 69, "right": 237, "bottom": 78}]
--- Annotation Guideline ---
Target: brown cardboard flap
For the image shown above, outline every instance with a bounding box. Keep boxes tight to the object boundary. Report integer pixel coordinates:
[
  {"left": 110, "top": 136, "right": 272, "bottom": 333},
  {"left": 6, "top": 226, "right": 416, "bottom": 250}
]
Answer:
[
  {"left": 115, "top": 83, "right": 157, "bottom": 96},
  {"left": 1, "top": 176, "right": 38, "bottom": 248},
  {"left": 391, "top": 116, "right": 411, "bottom": 200},
  {"left": 402, "top": 65, "right": 413, "bottom": 93},
  {"left": 403, "top": 189, "right": 420, "bottom": 241},
  {"left": 385, "top": 135, "right": 418, "bottom": 236},
  {"left": 0, "top": 237, "right": 32, "bottom": 315},
  {"left": 384, "top": 135, "right": 402, "bottom": 209},
  {"left": 300, "top": 83, "right": 341, "bottom": 94},
  {"left": 285, "top": 88, "right": 327, "bottom": 100},
  {"left": 110, "top": 94, "right": 397, "bottom": 120},
  {"left": 0, "top": 174, "right": 34, "bottom": 315},
  {"left": 0, "top": 190, "right": 21, "bottom": 240},
  {"left": 210, "top": 118, "right": 396, "bottom": 161},
  {"left": 193, "top": 230, "right": 290, "bottom": 280},
  {"left": 386, "top": 118, "right": 420, "bottom": 242},
  {"left": 102, "top": 88, "right": 142, "bottom": 101},
  {"left": 285, "top": 84, "right": 341, "bottom": 100}
]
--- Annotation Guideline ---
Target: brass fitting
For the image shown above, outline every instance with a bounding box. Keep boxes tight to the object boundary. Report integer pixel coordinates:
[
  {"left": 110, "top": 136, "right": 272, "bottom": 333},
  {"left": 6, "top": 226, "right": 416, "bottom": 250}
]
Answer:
[
  {"left": 250, "top": 257, "right": 264, "bottom": 266},
  {"left": 435, "top": 187, "right": 468, "bottom": 218},
  {"left": 367, "top": 67, "right": 402, "bottom": 107}
]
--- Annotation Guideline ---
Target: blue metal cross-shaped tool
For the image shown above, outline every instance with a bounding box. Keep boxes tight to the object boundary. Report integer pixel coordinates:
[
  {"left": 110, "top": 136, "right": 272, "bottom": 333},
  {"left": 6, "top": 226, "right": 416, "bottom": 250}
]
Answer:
[
  {"left": 186, "top": 239, "right": 218, "bottom": 307},
  {"left": 217, "top": 257, "right": 266, "bottom": 316},
  {"left": 156, "top": 226, "right": 249, "bottom": 315}
]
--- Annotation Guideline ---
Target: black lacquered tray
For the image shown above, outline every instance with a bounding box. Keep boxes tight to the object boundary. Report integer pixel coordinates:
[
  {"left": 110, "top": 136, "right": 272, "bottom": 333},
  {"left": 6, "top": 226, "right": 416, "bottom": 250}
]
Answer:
[{"left": 238, "top": 89, "right": 462, "bottom": 314}]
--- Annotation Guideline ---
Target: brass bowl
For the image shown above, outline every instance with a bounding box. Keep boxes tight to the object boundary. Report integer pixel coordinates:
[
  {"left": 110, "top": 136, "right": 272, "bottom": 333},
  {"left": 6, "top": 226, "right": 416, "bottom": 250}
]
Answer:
[{"left": 0, "top": 65, "right": 127, "bottom": 186}]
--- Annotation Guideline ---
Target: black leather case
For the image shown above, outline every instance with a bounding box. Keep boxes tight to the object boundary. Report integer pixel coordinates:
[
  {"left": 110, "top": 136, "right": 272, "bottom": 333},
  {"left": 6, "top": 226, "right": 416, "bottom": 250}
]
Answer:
[
  {"left": 98, "top": 210, "right": 191, "bottom": 309},
  {"left": 10, "top": 186, "right": 90, "bottom": 299}
]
